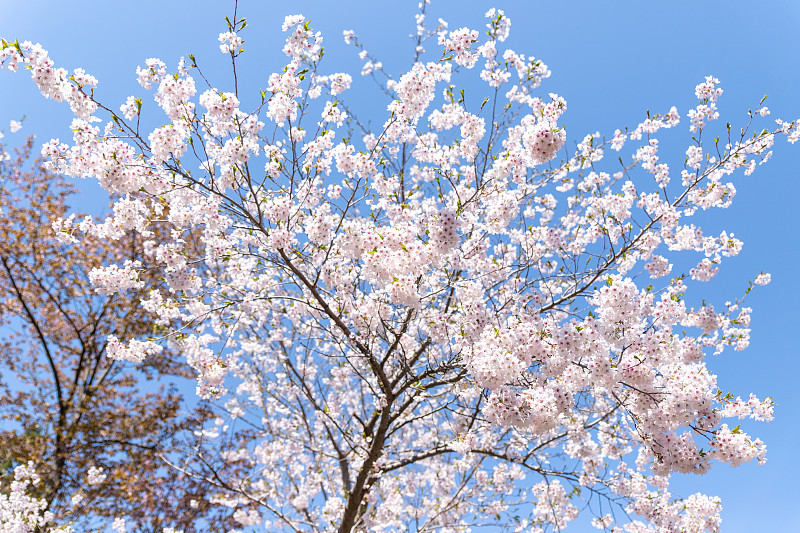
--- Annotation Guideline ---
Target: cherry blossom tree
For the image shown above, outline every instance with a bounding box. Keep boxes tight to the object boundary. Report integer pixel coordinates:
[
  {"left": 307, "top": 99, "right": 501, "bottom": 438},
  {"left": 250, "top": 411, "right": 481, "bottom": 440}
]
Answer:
[{"left": 0, "top": 1, "right": 792, "bottom": 531}]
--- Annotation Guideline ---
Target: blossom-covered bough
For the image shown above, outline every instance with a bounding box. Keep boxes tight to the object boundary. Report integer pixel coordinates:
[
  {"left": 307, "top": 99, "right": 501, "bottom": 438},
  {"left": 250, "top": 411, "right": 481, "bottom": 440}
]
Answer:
[{"left": 0, "top": 1, "right": 792, "bottom": 531}]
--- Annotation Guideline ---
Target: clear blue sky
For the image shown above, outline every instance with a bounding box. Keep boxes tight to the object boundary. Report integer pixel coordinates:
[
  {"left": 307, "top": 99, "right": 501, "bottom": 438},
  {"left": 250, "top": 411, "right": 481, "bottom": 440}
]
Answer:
[{"left": 0, "top": 1, "right": 797, "bottom": 531}]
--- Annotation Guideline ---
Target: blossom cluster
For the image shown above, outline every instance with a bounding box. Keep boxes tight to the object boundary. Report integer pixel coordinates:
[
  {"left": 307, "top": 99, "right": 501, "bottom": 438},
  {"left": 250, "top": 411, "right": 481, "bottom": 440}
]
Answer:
[{"left": 0, "top": 463, "right": 73, "bottom": 533}]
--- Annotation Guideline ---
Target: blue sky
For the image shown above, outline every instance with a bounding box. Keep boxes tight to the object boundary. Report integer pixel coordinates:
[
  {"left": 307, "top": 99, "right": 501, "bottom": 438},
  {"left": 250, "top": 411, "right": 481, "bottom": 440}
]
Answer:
[{"left": 0, "top": 1, "right": 798, "bottom": 531}]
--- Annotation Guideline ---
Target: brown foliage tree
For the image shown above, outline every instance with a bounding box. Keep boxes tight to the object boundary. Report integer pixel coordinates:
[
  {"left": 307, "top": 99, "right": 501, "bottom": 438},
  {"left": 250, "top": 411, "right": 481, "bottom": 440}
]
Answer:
[{"left": 0, "top": 138, "right": 225, "bottom": 533}]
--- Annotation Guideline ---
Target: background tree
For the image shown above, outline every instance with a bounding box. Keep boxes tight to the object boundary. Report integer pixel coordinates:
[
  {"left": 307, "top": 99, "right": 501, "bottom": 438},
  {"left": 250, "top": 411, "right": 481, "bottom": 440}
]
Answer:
[
  {"left": 0, "top": 137, "right": 227, "bottom": 533},
  {"left": 0, "top": 2, "right": 792, "bottom": 532}
]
